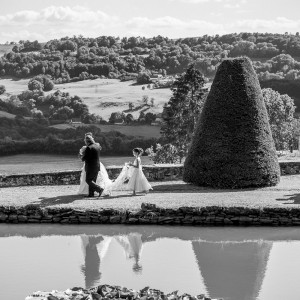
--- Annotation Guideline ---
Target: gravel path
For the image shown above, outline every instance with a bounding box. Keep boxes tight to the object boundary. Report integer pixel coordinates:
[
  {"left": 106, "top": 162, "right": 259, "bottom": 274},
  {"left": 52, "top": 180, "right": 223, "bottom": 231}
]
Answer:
[{"left": 1, "top": 175, "right": 300, "bottom": 210}]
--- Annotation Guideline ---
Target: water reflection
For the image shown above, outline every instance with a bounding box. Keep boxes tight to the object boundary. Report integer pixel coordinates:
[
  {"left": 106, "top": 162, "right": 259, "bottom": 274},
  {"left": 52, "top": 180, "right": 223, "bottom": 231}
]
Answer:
[
  {"left": 81, "top": 235, "right": 103, "bottom": 288},
  {"left": 192, "top": 241, "right": 272, "bottom": 300},
  {"left": 115, "top": 233, "right": 143, "bottom": 274},
  {"left": 1, "top": 226, "right": 300, "bottom": 300}
]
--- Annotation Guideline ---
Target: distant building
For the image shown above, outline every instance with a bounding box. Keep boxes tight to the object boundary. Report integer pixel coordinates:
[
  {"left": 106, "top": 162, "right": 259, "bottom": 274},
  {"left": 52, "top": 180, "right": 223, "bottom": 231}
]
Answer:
[
  {"left": 151, "top": 113, "right": 163, "bottom": 125},
  {"left": 69, "top": 118, "right": 82, "bottom": 124}
]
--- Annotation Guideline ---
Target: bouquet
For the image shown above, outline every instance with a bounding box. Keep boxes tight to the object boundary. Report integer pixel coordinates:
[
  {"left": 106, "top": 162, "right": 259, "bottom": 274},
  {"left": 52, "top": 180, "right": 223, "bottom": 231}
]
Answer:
[{"left": 79, "top": 146, "right": 87, "bottom": 158}]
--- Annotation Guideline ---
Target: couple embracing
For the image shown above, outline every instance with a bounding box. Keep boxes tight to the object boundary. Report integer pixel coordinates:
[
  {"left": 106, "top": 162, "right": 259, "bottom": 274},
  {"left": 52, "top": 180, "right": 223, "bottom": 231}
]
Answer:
[{"left": 78, "top": 133, "right": 152, "bottom": 197}]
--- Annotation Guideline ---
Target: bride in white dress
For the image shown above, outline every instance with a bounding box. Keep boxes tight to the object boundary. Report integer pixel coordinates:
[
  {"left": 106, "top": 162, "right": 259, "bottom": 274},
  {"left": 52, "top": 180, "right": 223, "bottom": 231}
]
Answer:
[{"left": 77, "top": 144, "right": 135, "bottom": 196}]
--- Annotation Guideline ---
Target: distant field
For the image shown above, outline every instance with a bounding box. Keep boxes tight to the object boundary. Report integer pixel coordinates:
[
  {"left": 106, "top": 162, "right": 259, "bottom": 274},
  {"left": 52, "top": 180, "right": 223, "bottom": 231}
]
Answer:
[
  {"left": 48, "top": 79, "right": 173, "bottom": 120},
  {"left": 0, "top": 154, "right": 154, "bottom": 175},
  {"left": 0, "top": 110, "right": 16, "bottom": 119},
  {"left": 0, "top": 77, "right": 29, "bottom": 97},
  {"left": 0, "top": 44, "right": 14, "bottom": 57},
  {"left": 50, "top": 124, "right": 161, "bottom": 138},
  {"left": 0, "top": 77, "right": 172, "bottom": 121}
]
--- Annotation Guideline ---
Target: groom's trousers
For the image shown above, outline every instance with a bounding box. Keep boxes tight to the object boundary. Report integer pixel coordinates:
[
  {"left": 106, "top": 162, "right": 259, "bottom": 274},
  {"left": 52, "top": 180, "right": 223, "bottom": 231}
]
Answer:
[{"left": 86, "top": 170, "right": 101, "bottom": 196}]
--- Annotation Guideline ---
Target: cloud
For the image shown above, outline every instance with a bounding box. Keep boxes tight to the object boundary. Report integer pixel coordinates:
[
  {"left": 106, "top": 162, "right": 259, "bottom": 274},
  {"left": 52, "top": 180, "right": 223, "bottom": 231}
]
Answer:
[
  {"left": 125, "top": 16, "right": 225, "bottom": 37},
  {"left": 0, "top": 6, "right": 299, "bottom": 43},
  {"left": 0, "top": 6, "right": 118, "bottom": 26},
  {"left": 233, "top": 17, "right": 300, "bottom": 31},
  {"left": 168, "top": 0, "right": 247, "bottom": 4}
]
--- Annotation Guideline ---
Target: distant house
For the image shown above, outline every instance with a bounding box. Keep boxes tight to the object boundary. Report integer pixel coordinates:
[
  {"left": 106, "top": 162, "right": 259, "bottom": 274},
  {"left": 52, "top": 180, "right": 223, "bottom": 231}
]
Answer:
[
  {"left": 69, "top": 118, "right": 82, "bottom": 125},
  {"left": 120, "top": 74, "right": 137, "bottom": 81},
  {"left": 114, "top": 120, "right": 125, "bottom": 125},
  {"left": 151, "top": 113, "right": 163, "bottom": 126}
]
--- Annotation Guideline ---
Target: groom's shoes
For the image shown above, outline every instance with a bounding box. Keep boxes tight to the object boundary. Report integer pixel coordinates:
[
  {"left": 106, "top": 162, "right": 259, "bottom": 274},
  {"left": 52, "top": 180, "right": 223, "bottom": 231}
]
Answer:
[
  {"left": 84, "top": 194, "right": 94, "bottom": 198},
  {"left": 97, "top": 188, "right": 104, "bottom": 197}
]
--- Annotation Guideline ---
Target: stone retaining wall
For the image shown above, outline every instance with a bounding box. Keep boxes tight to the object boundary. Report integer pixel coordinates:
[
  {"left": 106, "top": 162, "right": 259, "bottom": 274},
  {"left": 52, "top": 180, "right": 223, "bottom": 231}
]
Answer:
[
  {"left": 1, "top": 161, "right": 299, "bottom": 188},
  {"left": 1, "top": 203, "right": 300, "bottom": 226},
  {"left": 0, "top": 164, "right": 183, "bottom": 187}
]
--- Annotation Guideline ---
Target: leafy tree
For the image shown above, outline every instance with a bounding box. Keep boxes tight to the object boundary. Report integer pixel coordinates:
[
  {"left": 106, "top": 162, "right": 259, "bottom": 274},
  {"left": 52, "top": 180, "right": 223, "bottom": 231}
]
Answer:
[
  {"left": 145, "top": 112, "right": 156, "bottom": 124},
  {"left": 161, "top": 64, "right": 206, "bottom": 155},
  {"left": 137, "top": 72, "right": 151, "bottom": 84},
  {"left": 125, "top": 113, "right": 134, "bottom": 124},
  {"left": 52, "top": 106, "right": 74, "bottom": 120},
  {"left": 128, "top": 102, "right": 134, "bottom": 111},
  {"left": 109, "top": 111, "right": 125, "bottom": 124},
  {"left": 150, "top": 98, "right": 155, "bottom": 107},
  {"left": 0, "top": 85, "right": 5, "bottom": 95},
  {"left": 142, "top": 95, "right": 149, "bottom": 105},
  {"left": 28, "top": 75, "right": 54, "bottom": 91},
  {"left": 145, "top": 143, "right": 181, "bottom": 164},
  {"left": 262, "top": 88, "right": 296, "bottom": 150},
  {"left": 28, "top": 80, "right": 43, "bottom": 91}
]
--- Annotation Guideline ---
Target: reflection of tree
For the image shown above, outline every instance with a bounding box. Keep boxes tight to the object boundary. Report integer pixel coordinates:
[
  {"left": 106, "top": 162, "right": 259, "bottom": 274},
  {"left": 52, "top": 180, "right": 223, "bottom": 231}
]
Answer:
[
  {"left": 115, "top": 233, "right": 143, "bottom": 274},
  {"left": 81, "top": 235, "right": 103, "bottom": 289},
  {"left": 192, "top": 241, "right": 272, "bottom": 300}
]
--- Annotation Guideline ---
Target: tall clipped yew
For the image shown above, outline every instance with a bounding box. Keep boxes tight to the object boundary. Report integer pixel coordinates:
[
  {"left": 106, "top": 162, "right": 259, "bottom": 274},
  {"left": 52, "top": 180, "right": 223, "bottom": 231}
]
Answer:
[{"left": 183, "top": 57, "right": 280, "bottom": 188}]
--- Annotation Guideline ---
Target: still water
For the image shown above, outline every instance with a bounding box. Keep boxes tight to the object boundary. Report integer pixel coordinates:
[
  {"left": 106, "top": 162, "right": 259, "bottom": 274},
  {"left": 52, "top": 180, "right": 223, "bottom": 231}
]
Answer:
[{"left": 1, "top": 225, "right": 300, "bottom": 300}]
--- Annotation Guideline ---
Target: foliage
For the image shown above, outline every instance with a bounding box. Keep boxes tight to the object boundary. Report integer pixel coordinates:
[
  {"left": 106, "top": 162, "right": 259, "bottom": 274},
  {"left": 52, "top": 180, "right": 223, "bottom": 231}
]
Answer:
[
  {"left": 28, "top": 80, "right": 43, "bottom": 91},
  {"left": 0, "top": 118, "right": 159, "bottom": 156},
  {"left": 137, "top": 72, "right": 151, "bottom": 84},
  {"left": 109, "top": 112, "right": 125, "bottom": 124},
  {"left": 0, "top": 85, "right": 5, "bottom": 95},
  {"left": 28, "top": 75, "right": 54, "bottom": 91},
  {"left": 145, "top": 143, "right": 182, "bottom": 164},
  {"left": 1, "top": 33, "right": 300, "bottom": 86},
  {"left": 262, "top": 88, "right": 296, "bottom": 150},
  {"left": 161, "top": 64, "right": 206, "bottom": 155},
  {"left": 183, "top": 57, "right": 280, "bottom": 188}
]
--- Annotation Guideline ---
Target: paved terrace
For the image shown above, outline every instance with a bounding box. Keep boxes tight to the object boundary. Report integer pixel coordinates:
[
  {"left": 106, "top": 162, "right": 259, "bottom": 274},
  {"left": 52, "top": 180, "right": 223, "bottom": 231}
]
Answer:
[{"left": 1, "top": 175, "right": 300, "bottom": 210}]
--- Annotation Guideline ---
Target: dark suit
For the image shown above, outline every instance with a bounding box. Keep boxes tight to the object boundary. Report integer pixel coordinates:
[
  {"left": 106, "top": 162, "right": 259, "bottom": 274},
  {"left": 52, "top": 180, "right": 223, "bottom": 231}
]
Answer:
[{"left": 82, "top": 142, "right": 102, "bottom": 196}]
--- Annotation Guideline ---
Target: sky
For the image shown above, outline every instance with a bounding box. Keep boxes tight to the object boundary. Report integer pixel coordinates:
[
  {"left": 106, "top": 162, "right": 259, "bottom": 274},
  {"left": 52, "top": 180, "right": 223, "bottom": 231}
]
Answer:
[{"left": 0, "top": 0, "right": 299, "bottom": 43}]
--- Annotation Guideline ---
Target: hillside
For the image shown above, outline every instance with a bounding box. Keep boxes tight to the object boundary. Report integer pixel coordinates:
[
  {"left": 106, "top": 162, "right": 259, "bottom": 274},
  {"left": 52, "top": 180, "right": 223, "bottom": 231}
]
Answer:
[{"left": 0, "top": 44, "right": 14, "bottom": 57}]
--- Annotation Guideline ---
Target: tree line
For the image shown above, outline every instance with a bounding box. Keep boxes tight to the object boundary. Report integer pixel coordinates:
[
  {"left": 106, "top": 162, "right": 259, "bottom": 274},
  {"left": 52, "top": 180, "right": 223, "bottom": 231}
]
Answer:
[
  {"left": 0, "top": 118, "right": 159, "bottom": 156},
  {"left": 1, "top": 33, "right": 300, "bottom": 82}
]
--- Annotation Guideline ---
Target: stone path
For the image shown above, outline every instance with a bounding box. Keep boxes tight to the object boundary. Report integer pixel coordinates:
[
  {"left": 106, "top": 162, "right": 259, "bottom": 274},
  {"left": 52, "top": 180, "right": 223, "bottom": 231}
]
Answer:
[{"left": 1, "top": 175, "right": 300, "bottom": 210}]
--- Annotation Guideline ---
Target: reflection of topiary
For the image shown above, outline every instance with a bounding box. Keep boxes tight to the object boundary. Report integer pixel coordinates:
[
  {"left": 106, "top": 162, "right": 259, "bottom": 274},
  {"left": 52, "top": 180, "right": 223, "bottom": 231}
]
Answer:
[{"left": 183, "top": 57, "right": 280, "bottom": 188}]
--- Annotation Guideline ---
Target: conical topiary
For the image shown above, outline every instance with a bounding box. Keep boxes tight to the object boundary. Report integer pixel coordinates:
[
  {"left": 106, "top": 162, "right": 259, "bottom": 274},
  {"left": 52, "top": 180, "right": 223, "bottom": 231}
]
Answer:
[{"left": 183, "top": 57, "right": 280, "bottom": 188}]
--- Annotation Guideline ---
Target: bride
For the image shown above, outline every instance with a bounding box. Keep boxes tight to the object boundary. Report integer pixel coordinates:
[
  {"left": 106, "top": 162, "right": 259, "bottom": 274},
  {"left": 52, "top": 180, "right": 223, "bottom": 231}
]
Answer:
[{"left": 77, "top": 142, "right": 134, "bottom": 196}]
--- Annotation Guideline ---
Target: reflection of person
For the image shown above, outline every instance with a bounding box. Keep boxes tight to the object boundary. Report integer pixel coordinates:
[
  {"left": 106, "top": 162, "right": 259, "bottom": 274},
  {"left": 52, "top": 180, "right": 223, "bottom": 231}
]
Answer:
[
  {"left": 127, "top": 148, "right": 152, "bottom": 196},
  {"left": 115, "top": 233, "right": 143, "bottom": 273},
  {"left": 78, "top": 133, "right": 105, "bottom": 197},
  {"left": 81, "top": 235, "right": 103, "bottom": 289}
]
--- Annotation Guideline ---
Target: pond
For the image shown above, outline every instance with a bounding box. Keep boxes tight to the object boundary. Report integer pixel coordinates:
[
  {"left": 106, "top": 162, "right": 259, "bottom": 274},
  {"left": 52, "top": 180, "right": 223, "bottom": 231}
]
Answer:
[{"left": 1, "top": 225, "right": 300, "bottom": 300}]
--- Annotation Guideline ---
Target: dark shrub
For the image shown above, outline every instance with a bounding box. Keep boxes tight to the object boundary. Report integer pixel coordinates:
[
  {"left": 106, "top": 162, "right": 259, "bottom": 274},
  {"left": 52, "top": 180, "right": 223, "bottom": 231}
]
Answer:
[{"left": 183, "top": 57, "right": 280, "bottom": 188}]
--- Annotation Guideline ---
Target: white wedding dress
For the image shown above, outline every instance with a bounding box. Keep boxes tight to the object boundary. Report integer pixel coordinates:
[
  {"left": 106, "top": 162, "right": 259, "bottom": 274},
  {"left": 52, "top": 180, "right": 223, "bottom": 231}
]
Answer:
[{"left": 78, "top": 162, "right": 135, "bottom": 196}]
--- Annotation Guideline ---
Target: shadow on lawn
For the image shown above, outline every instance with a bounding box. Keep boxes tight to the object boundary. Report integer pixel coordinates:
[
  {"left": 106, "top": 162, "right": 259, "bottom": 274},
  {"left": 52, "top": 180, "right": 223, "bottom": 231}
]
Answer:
[
  {"left": 276, "top": 193, "right": 300, "bottom": 205},
  {"left": 36, "top": 193, "right": 135, "bottom": 207},
  {"left": 151, "top": 183, "right": 259, "bottom": 193},
  {"left": 36, "top": 194, "right": 83, "bottom": 207}
]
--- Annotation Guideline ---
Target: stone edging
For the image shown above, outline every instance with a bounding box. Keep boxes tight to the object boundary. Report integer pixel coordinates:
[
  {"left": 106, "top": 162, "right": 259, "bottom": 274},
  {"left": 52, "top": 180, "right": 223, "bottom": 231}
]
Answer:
[
  {"left": 26, "top": 285, "right": 217, "bottom": 300},
  {"left": 0, "top": 164, "right": 183, "bottom": 187},
  {"left": 1, "top": 161, "right": 300, "bottom": 187},
  {"left": 1, "top": 203, "right": 300, "bottom": 226}
]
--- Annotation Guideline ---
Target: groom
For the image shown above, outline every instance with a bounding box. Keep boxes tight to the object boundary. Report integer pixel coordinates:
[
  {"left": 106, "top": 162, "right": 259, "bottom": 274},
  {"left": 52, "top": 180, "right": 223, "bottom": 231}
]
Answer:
[{"left": 82, "top": 133, "right": 104, "bottom": 197}]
